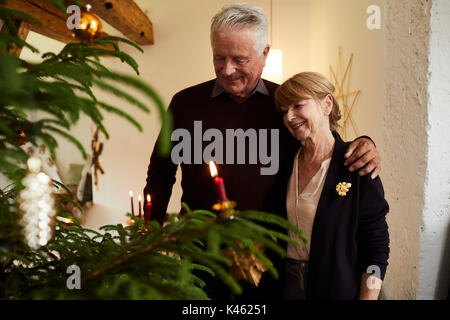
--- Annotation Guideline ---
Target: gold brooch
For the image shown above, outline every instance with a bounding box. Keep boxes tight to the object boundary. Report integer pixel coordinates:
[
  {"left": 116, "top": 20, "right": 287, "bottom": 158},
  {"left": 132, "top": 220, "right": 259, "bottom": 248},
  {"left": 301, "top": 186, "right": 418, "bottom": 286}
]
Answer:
[{"left": 336, "top": 182, "right": 352, "bottom": 196}]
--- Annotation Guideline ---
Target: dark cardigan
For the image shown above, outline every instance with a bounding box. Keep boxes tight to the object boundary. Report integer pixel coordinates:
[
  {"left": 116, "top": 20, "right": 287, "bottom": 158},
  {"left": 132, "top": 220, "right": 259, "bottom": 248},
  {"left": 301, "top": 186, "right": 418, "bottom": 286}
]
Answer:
[{"left": 271, "top": 132, "right": 390, "bottom": 300}]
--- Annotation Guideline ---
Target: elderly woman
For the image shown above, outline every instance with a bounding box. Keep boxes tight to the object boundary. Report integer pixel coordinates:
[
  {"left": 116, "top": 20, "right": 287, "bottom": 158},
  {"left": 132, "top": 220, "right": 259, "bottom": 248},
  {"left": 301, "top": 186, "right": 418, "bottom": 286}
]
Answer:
[{"left": 273, "top": 72, "right": 390, "bottom": 300}]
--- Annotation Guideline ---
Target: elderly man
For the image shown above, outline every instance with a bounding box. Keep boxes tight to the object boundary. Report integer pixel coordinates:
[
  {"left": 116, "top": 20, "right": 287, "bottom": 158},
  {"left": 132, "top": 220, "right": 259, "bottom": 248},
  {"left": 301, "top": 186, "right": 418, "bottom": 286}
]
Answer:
[{"left": 144, "top": 3, "right": 381, "bottom": 299}]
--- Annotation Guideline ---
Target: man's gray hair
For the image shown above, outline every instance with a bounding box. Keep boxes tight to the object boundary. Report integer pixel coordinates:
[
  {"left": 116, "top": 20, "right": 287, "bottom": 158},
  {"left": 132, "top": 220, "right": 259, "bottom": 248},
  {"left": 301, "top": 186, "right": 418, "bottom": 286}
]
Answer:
[{"left": 210, "top": 3, "right": 268, "bottom": 54}]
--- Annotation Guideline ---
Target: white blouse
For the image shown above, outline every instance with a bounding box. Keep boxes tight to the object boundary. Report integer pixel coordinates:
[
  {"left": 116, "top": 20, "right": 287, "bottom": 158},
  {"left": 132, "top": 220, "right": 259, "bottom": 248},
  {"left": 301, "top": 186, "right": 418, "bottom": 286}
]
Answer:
[{"left": 286, "top": 150, "right": 331, "bottom": 261}]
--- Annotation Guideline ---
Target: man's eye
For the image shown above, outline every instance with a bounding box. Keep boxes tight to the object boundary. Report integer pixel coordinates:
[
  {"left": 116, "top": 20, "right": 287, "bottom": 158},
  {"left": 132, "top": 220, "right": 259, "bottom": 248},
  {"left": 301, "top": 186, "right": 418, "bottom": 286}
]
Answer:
[{"left": 235, "top": 59, "right": 248, "bottom": 64}]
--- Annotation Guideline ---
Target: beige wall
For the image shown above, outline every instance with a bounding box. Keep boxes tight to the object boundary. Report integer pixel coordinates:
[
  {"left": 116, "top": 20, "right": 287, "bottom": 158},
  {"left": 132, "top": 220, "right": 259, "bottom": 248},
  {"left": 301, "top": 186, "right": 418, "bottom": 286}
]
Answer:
[{"left": 307, "top": 0, "right": 384, "bottom": 144}]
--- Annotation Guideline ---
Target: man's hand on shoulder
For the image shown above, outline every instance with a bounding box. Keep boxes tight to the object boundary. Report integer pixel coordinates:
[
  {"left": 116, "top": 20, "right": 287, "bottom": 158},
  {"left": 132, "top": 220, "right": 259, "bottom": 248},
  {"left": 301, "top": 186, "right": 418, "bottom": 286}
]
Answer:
[{"left": 344, "top": 137, "right": 381, "bottom": 179}]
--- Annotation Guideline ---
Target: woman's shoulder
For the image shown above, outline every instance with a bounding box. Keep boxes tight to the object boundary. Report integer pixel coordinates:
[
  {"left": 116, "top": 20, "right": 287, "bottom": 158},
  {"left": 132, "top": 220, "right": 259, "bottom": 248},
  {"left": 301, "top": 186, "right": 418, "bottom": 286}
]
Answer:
[{"left": 331, "top": 134, "right": 385, "bottom": 192}]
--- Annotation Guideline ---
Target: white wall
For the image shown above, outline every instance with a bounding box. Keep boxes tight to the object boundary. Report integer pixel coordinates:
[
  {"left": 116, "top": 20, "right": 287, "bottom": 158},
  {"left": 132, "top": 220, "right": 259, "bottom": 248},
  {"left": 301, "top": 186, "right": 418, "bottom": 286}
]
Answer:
[
  {"left": 381, "top": 0, "right": 431, "bottom": 299},
  {"left": 419, "top": 0, "right": 450, "bottom": 300}
]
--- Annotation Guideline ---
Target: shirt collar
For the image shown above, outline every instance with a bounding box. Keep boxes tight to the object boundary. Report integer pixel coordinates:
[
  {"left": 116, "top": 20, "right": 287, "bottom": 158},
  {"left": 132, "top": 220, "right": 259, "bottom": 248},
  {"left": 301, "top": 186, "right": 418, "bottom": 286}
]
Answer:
[{"left": 210, "top": 78, "right": 269, "bottom": 98}]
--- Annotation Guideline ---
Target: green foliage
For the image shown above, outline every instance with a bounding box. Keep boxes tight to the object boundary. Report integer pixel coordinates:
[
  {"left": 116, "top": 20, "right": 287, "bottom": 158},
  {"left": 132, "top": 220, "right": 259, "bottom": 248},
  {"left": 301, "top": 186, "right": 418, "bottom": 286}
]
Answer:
[
  {"left": 0, "top": 14, "right": 172, "bottom": 187},
  {"left": 0, "top": 205, "right": 304, "bottom": 300}
]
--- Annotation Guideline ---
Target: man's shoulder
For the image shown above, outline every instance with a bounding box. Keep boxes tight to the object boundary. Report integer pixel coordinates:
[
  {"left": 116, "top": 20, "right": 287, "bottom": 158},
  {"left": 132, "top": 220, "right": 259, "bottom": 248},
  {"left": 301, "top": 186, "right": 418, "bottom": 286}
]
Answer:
[
  {"left": 173, "top": 79, "right": 216, "bottom": 99},
  {"left": 261, "top": 78, "right": 280, "bottom": 95}
]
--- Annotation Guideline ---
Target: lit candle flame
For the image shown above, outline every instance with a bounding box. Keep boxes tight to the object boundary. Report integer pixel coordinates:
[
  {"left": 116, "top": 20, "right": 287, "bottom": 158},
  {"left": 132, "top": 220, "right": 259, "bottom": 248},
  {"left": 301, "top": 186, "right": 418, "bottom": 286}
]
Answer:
[
  {"left": 147, "top": 194, "right": 151, "bottom": 203},
  {"left": 129, "top": 190, "right": 133, "bottom": 197},
  {"left": 209, "top": 161, "right": 218, "bottom": 178},
  {"left": 138, "top": 194, "right": 142, "bottom": 201}
]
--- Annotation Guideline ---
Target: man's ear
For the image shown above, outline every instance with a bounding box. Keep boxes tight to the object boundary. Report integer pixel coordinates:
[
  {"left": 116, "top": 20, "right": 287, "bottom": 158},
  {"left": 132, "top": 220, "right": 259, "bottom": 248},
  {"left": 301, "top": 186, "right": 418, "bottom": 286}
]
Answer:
[{"left": 263, "top": 45, "right": 270, "bottom": 63}]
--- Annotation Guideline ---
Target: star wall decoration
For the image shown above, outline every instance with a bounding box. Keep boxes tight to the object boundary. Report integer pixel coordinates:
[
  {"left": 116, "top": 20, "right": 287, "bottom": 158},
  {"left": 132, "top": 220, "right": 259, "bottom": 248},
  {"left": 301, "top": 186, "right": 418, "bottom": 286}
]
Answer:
[{"left": 330, "top": 46, "right": 361, "bottom": 140}]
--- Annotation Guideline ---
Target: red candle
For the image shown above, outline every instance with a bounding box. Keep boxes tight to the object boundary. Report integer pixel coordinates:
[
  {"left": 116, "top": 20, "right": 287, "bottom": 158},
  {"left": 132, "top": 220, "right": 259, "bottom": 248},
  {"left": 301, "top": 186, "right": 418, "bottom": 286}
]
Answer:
[
  {"left": 138, "top": 195, "right": 142, "bottom": 218},
  {"left": 145, "top": 194, "right": 152, "bottom": 224},
  {"left": 129, "top": 190, "right": 135, "bottom": 216},
  {"left": 209, "top": 161, "right": 228, "bottom": 202}
]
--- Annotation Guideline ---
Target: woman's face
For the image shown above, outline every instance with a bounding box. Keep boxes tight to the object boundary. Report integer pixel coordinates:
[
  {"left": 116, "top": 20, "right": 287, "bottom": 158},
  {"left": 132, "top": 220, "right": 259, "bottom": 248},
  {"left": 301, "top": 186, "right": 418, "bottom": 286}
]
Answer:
[{"left": 280, "top": 94, "right": 332, "bottom": 142}]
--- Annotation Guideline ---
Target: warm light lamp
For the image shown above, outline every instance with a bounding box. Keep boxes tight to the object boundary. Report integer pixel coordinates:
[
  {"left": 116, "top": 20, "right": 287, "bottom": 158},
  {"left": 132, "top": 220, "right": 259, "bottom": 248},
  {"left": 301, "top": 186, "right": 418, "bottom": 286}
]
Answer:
[
  {"left": 262, "top": 0, "right": 283, "bottom": 84},
  {"left": 262, "top": 49, "right": 283, "bottom": 84},
  {"left": 74, "top": 5, "right": 104, "bottom": 42}
]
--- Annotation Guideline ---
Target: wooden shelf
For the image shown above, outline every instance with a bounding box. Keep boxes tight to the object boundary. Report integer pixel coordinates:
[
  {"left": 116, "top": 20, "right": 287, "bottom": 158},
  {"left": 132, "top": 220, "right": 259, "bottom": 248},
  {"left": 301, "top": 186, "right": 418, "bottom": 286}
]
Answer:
[
  {"left": 1, "top": 0, "right": 154, "bottom": 48},
  {"left": 81, "top": 0, "right": 154, "bottom": 45}
]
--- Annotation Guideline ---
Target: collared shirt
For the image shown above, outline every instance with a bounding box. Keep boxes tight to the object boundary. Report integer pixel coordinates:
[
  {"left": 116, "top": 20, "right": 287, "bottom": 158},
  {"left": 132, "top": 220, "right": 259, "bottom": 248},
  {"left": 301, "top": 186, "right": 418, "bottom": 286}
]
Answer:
[
  {"left": 210, "top": 78, "right": 269, "bottom": 99},
  {"left": 286, "top": 150, "right": 332, "bottom": 261}
]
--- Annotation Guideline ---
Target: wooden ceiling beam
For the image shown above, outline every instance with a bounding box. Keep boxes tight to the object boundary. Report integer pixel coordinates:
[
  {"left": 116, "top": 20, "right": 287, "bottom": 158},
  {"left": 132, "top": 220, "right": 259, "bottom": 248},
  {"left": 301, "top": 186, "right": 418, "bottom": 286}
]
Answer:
[
  {"left": 2, "top": 0, "right": 77, "bottom": 43},
  {"left": 1, "top": 0, "right": 154, "bottom": 52},
  {"left": 1, "top": 0, "right": 116, "bottom": 50},
  {"left": 1, "top": 19, "right": 31, "bottom": 57},
  {"left": 80, "top": 0, "right": 154, "bottom": 45}
]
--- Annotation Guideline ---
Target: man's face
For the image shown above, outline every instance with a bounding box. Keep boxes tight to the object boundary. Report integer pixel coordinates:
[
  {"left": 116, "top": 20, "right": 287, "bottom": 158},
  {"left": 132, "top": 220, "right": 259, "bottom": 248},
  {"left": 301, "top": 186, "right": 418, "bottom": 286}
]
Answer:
[{"left": 212, "top": 27, "right": 269, "bottom": 101}]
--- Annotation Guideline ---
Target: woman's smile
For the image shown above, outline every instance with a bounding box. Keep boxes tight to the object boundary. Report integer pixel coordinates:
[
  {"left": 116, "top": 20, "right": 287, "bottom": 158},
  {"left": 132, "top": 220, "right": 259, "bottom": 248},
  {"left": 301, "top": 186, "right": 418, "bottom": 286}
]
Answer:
[{"left": 290, "top": 121, "right": 306, "bottom": 131}]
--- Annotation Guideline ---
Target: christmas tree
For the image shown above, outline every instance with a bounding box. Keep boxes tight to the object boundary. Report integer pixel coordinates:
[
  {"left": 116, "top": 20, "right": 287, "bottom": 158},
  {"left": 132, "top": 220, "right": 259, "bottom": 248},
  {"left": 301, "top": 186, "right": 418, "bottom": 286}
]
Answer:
[{"left": 0, "top": 0, "right": 306, "bottom": 299}]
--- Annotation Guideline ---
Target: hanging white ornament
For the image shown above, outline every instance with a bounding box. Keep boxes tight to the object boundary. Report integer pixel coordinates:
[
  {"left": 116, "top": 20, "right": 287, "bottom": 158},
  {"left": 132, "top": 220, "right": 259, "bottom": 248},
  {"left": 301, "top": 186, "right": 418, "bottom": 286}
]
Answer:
[{"left": 19, "top": 156, "right": 57, "bottom": 250}]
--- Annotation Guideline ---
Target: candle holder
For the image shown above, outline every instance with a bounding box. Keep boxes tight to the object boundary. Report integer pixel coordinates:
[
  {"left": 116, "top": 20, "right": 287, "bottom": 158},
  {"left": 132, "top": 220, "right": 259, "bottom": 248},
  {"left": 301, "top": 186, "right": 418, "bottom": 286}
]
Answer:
[
  {"left": 125, "top": 214, "right": 151, "bottom": 234},
  {"left": 211, "top": 199, "right": 268, "bottom": 288},
  {"left": 211, "top": 200, "right": 237, "bottom": 219}
]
